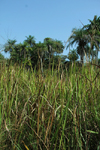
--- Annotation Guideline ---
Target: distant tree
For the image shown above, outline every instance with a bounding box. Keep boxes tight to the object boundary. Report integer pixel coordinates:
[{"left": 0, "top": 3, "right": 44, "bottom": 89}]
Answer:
[
  {"left": 0, "top": 53, "right": 4, "bottom": 60},
  {"left": 3, "top": 36, "right": 65, "bottom": 70},
  {"left": 53, "top": 40, "right": 64, "bottom": 55},
  {"left": 44, "top": 38, "right": 54, "bottom": 65},
  {"left": 10, "top": 43, "right": 22, "bottom": 63},
  {"left": 66, "top": 28, "right": 88, "bottom": 64},
  {"left": 83, "top": 15, "right": 100, "bottom": 64},
  {"left": 4, "top": 39, "right": 17, "bottom": 53},
  {"left": 25, "top": 35, "right": 36, "bottom": 47},
  {"left": 4, "top": 37, "right": 36, "bottom": 67},
  {"left": 19, "top": 41, "right": 31, "bottom": 60},
  {"left": 0, "top": 53, "right": 7, "bottom": 69},
  {"left": 67, "top": 49, "right": 78, "bottom": 62},
  {"left": 4, "top": 39, "right": 17, "bottom": 65},
  {"left": 36, "top": 42, "right": 47, "bottom": 74},
  {"left": 44, "top": 37, "right": 64, "bottom": 67}
]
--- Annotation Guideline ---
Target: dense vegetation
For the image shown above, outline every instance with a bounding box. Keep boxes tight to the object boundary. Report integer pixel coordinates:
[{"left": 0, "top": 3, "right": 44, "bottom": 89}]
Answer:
[
  {"left": 0, "top": 15, "right": 100, "bottom": 149},
  {"left": 3, "top": 15, "right": 100, "bottom": 69},
  {"left": 0, "top": 63, "right": 100, "bottom": 150}
]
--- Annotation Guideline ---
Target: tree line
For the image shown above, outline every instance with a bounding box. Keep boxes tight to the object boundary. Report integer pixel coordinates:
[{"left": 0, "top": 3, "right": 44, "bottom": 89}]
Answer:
[{"left": 1, "top": 15, "right": 100, "bottom": 71}]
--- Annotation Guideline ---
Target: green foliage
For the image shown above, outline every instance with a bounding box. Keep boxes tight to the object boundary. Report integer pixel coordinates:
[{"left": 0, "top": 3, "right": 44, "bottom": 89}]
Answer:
[
  {"left": 67, "top": 49, "right": 78, "bottom": 62},
  {"left": 66, "top": 15, "right": 100, "bottom": 64},
  {"left": 98, "top": 58, "right": 100, "bottom": 65},
  {"left": 83, "top": 15, "right": 100, "bottom": 64},
  {"left": 66, "top": 28, "right": 88, "bottom": 64},
  {"left": 0, "top": 53, "right": 4, "bottom": 60},
  {"left": 4, "top": 36, "right": 65, "bottom": 71},
  {"left": 0, "top": 63, "right": 100, "bottom": 149},
  {"left": 3, "top": 15, "right": 100, "bottom": 69},
  {"left": 25, "top": 35, "right": 36, "bottom": 47},
  {"left": 4, "top": 39, "right": 17, "bottom": 53},
  {"left": 44, "top": 37, "right": 64, "bottom": 54},
  {"left": 0, "top": 53, "right": 7, "bottom": 65}
]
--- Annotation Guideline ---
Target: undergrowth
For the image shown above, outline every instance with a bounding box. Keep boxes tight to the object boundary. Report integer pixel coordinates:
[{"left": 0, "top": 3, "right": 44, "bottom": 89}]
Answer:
[{"left": 0, "top": 63, "right": 100, "bottom": 150}]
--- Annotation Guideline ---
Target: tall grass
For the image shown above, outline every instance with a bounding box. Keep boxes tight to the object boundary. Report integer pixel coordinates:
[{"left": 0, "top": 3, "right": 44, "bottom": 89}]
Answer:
[{"left": 0, "top": 62, "right": 100, "bottom": 149}]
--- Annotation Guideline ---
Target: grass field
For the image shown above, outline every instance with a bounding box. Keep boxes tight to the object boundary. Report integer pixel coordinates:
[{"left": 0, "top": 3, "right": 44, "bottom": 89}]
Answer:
[{"left": 0, "top": 63, "right": 100, "bottom": 150}]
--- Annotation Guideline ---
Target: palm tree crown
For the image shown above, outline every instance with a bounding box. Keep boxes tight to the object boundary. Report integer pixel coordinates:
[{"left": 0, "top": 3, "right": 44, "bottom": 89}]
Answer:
[{"left": 66, "top": 28, "right": 88, "bottom": 63}]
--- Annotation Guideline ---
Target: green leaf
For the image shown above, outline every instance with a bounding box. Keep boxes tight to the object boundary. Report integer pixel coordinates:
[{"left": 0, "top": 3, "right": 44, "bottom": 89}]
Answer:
[{"left": 87, "top": 130, "right": 99, "bottom": 134}]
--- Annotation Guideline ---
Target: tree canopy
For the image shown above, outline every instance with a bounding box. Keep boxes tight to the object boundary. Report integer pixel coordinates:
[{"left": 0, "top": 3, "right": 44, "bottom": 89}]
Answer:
[
  {"left": 3, "top": 15, "right": 100, "bottom": 69},
  {"left": 4, "top": 36, "right": 66, "bottom": 71}
]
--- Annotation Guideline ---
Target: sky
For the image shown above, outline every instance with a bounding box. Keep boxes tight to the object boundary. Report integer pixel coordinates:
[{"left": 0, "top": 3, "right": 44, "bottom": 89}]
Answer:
[{"left": 0, "top": 0, "right": 100, "bottom": 59}]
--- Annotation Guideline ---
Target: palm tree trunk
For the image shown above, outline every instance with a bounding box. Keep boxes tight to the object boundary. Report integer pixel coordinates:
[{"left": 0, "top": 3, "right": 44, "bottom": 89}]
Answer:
[
  {"left": 81, "top": 49, "right": 84, "bottom": 64},
  {"left": 80, "top": 55, "right": 84, "bottom": 64},
  {"left": 91, "top": 51, "right": 94, "bottom": 63},
  {"left": 95, "top": 49, "right": 98, "bottom": 65},
  {"left": 40, "top": 57, "right": 43, "bottom": 74}
]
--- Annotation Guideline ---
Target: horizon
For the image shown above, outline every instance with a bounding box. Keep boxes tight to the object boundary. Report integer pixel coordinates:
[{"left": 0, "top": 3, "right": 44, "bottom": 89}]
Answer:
[{"left": 0, "top": 0, "right": 100, "bottom": 59}]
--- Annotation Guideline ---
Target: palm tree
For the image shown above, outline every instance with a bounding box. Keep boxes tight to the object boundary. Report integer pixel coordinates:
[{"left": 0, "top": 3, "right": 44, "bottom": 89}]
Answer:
[
  {"left": 44, "top": 38, "right": 64, "bottom": 67},
  {"left": 66, "top": 28, "right": 88, "bottom": 64},
  {"left": 44, "top": 38, "right": 54, "bottom": 65},
  {"left": 4, "top": 39, "right": 17, "bottom": 53},
  {"left": 36, "top": 42, "right": 46, "bottom": 74},
  {"left": 19, "top": 41, "right": 29, "bottom": 60},
  {"left": 24, "top": 35, "right": 36, "bottom": 60},
  {"left": 4, "top": 39, "right": 17, "bottom": 64},
  {"left": 53, "top": 40, "right": 64, "bottom": 55},
  {"left": 67, "top": 49, "right": 79, "bottom": 62},
  {"left": 83, "top": 15, "right": 100, "bottom": 64},
  {"left": 10, "top": 43, "right": 22, "bottom": 63},
  {"left": 25, "top": 35, "right": 36, "bottom": 47}
]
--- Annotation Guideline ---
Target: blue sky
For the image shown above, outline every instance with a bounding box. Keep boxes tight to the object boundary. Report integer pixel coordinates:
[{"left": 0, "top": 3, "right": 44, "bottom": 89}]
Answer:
[{"left": 0, "top": 0, "right": 100, "bottom": 59}]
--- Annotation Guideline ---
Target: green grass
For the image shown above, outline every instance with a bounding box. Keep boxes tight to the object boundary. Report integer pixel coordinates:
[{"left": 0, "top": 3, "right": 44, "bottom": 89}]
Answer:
[{"left": 0, "top": 63, "right": 100, "bottom": 150}]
